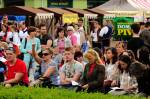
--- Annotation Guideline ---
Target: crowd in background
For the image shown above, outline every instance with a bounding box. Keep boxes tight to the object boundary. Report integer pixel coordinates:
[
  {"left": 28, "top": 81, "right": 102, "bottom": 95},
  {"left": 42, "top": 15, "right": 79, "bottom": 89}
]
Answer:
[{"left": 0, "top": 15, "right": 150, "bottom": 97}]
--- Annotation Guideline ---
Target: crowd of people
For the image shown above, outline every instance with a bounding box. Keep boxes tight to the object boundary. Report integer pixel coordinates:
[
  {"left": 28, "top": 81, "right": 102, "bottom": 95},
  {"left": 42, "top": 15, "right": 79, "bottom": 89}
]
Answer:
[{"left": 0, "top": 15, "right": 150, "bottom": 97}]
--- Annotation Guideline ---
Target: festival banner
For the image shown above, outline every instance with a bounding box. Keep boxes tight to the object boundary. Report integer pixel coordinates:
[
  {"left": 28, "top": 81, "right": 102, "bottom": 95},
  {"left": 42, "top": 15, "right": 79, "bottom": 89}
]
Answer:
[
  {"left": 117, "top": 23, "right": 132, "bottom": 36},
  {"left": 113, "top": 17, "right": 134, "bottom": 41},
  {"left": 62, "top": 14, "right": 78, "bottom": 24}
]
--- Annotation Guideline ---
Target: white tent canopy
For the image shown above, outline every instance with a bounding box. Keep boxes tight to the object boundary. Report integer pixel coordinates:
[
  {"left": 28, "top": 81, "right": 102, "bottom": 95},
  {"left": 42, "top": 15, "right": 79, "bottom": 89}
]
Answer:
[
  {"left": 127, "top": 0, "right": 150, "bottom": 11},
  {"left": 94, "top": 0, "right": 138, "bottom": 11},
  {"left": 127, "top": 0, "right": 150, "bottom": 17},
  {"left": 93, "top": 0, "right": 139, "bottom": 17}
]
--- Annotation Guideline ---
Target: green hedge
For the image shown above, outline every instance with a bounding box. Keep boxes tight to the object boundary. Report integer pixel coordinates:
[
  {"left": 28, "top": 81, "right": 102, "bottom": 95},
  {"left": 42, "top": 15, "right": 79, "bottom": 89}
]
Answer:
[{"left": 0, "top": 86, "right": 146, "bottom": 99}]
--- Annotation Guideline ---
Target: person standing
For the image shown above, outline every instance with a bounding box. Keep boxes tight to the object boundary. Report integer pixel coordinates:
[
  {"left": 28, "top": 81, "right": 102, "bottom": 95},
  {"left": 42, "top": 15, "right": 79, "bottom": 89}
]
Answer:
[
  {"left": 139, "top": 29, "right": 150, "bottom": 66},
  {"left": 66, "top": 26, "right": 77, "bottom": 47},
  {"left": 20, "top": 26, "right": 41, "bottom": 81},
  {"left": 99, "top": 20, "right": 113, "bottom": 48},
  {"left": 38, "top": 24, "right": 52, "bottom": 49},
  {"left": 90, "top": 21, "right": 102, "bottom": 49},
  {"left": 127, "top": 23, "right": 143, "bottom": 60},
  {"left": 78, "top": 19, "right": 86, "bottom": 46},
  {"left": 7, "top": 25, "right": 21, "bottom": 46},
  {"left": 53, "top": 27, "right": 72, "bottom": 54},
  {"left": 18, "top": 22, "right": 28, "bottom": 42}
]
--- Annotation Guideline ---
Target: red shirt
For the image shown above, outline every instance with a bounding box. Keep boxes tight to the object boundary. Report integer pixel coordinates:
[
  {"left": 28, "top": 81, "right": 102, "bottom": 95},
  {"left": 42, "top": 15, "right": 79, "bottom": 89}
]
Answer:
[{"left": 5, "top": 59, "right": 29, "bottom": 84}]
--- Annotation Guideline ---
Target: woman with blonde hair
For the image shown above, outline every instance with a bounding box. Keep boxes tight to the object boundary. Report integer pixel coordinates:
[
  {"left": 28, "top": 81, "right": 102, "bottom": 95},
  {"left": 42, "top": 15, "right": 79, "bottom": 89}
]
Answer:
[
  {"left": 80, "top": 49, "right": 105, "bottom": 92},
  {"left": 115, "top": 41, "right": 126, "bottom": 57}
]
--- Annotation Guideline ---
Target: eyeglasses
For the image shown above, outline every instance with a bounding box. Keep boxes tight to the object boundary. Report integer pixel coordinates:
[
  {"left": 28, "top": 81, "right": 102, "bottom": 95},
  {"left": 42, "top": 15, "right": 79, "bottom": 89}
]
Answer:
[{"left": 42, "top": 53, "right": 49, "bottom": 56}]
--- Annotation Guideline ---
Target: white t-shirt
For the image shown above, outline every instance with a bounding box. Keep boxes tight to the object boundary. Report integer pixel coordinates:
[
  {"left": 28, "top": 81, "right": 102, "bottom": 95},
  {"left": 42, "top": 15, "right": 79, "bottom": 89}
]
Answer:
[
  {"left": 19, "top": 31, "right": 28, "bottom": 39},
  {"left": 91, "top": 29, "right": 98, "bottom": 42},
  {"left": 6, "top": 32, "right": 21, "bottom": 46},
  {"left": 78, "top": 27, "right": 84, "bottom": 34},
  {"left": 13, "top": 32, "right": 21, "bottom": 46},
  {"left": 19, "top": 28, "right": 28, "bottom": 39}
]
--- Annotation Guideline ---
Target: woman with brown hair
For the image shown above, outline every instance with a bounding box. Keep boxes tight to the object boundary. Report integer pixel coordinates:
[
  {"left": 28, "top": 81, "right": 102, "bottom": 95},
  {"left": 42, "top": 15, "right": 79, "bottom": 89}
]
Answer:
[
  {"left": 53, "top": 27, "right": 72, "bottom": 54},
  {"left": 110, "top": 55, "right": 138, "bottom": 95},
  {"left": 80, "top": 49, "right": 105, "bottom": 92}
]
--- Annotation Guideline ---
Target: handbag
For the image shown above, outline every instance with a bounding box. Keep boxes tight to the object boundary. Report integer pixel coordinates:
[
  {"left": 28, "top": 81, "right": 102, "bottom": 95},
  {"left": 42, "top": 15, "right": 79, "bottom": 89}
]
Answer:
[{"left": 17, "top": 38, "right": 27, "bottom": 60}]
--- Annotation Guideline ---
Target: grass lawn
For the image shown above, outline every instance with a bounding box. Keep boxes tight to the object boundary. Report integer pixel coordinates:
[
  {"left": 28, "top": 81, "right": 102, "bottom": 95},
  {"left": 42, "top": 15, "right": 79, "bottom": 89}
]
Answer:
[{"left": 0, "top": 86, "right": 146, "bottom": 99}]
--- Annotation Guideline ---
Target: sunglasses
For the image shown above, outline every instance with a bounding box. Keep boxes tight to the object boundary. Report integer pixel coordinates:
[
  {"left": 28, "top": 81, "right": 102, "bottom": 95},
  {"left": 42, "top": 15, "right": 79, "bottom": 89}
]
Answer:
[
  {"left": 6, "top": 47, "right": 16, "bottom": 52},
  {"left": 42, "top": 53, "right": 49, "bottom": 56}
]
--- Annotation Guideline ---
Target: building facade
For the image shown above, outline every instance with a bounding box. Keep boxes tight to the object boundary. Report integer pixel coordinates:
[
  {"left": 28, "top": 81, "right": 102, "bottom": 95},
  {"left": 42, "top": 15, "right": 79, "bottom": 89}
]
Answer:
[
  {"left": 87, "top": 0, "right": 109, "bottom": 8},
  {"left": 1, "top": 0, "right": 109, "bottom": 9},
  {"left": 0, "top": 0, "right": 4, "bottom": 8}
]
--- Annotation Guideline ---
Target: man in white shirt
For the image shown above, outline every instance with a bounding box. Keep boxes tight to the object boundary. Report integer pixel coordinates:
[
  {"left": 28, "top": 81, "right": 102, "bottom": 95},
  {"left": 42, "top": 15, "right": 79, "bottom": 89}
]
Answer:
[
  {"left": 78, "top": 19, "right": 86, "bottom": 46},
  {"left": 99, "top": 20, "right": 113, "bottom": 47},
  {"left": 99, "top": 26, "right": 109, "bottom": 37}
]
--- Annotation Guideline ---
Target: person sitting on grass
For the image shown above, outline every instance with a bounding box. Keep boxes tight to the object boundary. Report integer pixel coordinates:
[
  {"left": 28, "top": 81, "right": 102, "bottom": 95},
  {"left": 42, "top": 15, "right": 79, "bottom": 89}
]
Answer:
[
  {"left": 59, "top": 47, "right": 83, "bottom": 87},
  {"left": 129, "top": 62, "right": 150, "bottom": 97},
  {"left": 3, "top": 47, "right": 29, "bottom": 87},
  {"left": 74, "top": 51, "right": 86, "bottom": 70},
  {"left": 30, "top": 43, "right": 59, "bottom": 87},
  {"left": 80, "top": 49, "right": 105, "bottom": 93},
  {"left": 104, "top": 47, "right": 118, "bottom": 93},
  {"left": 110, "top": 55, "right": 138, "bottom": 95}
]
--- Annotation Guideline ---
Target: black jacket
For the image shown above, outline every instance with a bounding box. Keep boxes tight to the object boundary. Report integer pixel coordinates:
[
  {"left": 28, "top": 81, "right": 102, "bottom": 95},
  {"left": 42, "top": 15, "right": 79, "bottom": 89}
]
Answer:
[{"left": 137, "top": 68, "right": 150, "bottom": 96}]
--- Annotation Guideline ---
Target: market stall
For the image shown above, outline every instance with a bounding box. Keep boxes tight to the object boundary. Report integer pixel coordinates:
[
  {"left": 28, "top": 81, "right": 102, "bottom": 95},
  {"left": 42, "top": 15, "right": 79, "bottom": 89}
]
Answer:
[
  {"left": 0, "top": 6, "right": 54, "bottom": 34},
  {"left": 39, "top": 8, "right": 78, "bottom": 24},
  {"left": 39, "top": 8, "right": 78, "bottom": 38},
  {"left": 63, "top": 8, "right": 98, "bottom": 34},
  {"left": 0, "top": 6, "right": 54, "bottom": 32}
]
